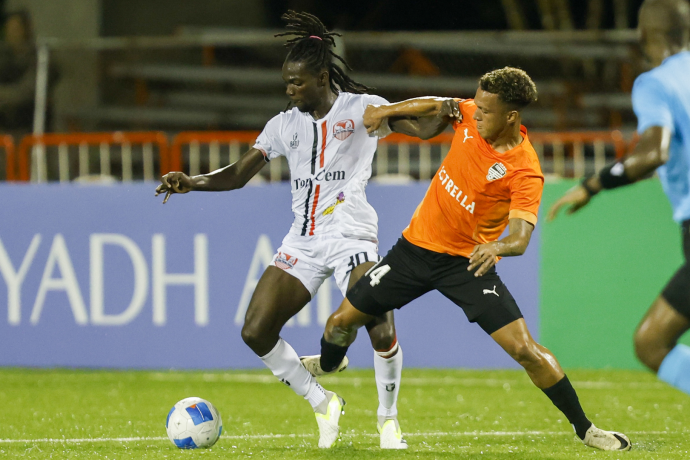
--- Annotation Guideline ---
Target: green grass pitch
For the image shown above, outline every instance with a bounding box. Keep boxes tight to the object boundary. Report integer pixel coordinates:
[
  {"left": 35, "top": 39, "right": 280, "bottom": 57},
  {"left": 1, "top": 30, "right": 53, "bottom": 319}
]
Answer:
[{"left": 0, "top": 368, "right": 688, "bottom": 459}]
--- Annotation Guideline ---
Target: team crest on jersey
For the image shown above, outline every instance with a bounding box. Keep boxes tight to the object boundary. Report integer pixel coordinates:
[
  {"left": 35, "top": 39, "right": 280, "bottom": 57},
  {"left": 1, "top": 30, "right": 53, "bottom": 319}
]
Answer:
[
  {"left": 289, "top": 133, "right": 299, "bottom": 149},
  {"left": 274, "top": 252, "right": 298, "bottom": 270},
  {"left": 486, "top": 162, "right": 507, "bottom": 181},
  {"left": 333, "top": 119, "right": 355, "bottom": 140}
]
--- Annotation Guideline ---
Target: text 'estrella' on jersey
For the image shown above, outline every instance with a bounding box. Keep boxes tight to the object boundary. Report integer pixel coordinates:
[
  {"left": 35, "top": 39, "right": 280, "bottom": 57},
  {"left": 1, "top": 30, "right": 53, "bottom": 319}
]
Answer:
[
  {"left": 253, "top": 92, "right": 390, "bottom": 241},
  {"left": 403, "top": 99, "right": 544, "bottom": 258}
]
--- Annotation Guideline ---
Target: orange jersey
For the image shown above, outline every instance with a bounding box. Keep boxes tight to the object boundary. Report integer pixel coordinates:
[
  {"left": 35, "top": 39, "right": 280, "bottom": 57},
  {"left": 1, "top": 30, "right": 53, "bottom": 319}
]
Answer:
[{"left": 402, "top": 99, "right": 544, "bottom": 258}]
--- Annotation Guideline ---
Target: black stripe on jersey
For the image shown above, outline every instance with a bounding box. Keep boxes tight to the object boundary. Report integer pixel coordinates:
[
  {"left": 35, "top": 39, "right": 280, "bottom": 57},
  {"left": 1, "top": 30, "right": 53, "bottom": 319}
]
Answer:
[
  {"left": 300, "top": 179, "right": 313, "bottom": 236},
  {"left": 311, "top": 122, "right": 318, "bottom": 175}
]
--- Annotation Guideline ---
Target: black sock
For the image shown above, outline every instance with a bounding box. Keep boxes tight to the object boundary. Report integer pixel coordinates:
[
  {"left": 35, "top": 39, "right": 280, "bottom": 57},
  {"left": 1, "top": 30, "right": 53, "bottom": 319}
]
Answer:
[
  {"left": 542, "top": 375, "right": 592, "bottom": 440},
  {"left": 320, "top": 335, "right": 349, "bottom": 372}
]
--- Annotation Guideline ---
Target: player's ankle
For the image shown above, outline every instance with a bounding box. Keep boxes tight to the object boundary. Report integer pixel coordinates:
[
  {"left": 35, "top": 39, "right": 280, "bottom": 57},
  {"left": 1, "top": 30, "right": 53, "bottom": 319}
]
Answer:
[
  {"left": 306, "top": 383, "right": 328, "bottom": 411},
  {"left": 320, "top": 335, "right": 349, "bottom": 372}
]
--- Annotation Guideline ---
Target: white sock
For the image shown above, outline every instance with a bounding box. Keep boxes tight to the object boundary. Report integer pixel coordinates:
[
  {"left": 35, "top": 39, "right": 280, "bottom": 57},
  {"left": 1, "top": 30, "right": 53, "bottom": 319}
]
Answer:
[
  {"left": 260, "top": 338, "right": 326, "bottom": 409},
  {"left": 374, "top": 342, "right": 402, "bottom": 419}
]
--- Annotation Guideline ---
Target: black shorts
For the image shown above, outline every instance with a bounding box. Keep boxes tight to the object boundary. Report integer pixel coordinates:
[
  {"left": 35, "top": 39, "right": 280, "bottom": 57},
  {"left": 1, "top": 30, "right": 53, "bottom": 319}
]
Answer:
[
  {"left": 662, "top": 219, "right": 690, "bottom": 319},
  {"left": 347, "top": 236, "right": 523, "bottom": 335}
]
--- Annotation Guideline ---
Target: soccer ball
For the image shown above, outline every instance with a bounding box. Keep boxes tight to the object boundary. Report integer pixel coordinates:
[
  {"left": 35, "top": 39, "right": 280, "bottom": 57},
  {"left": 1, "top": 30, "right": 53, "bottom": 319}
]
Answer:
[{"left": 166, "top": 397, "right": 223, "bottom": 449}]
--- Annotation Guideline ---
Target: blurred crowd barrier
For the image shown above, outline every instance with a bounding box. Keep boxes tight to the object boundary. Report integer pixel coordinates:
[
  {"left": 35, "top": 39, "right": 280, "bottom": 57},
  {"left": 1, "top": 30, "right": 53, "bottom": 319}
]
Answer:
[
  {"left": 33, "top": 28, "right": 640, "bottom": 136},
  {"left": 1, "top": 129, "right": 632, "bottom": 183}
]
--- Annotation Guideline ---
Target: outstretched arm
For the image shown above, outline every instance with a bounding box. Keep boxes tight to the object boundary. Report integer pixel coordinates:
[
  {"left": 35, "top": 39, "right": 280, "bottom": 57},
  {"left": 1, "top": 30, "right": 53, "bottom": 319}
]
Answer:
[
  {"left": 364, "top": 97, "right": 460, "bottom": 140},
  {"left": 467, "top": 218, "right": 534, "bottom": 276},
  {"left": 155, "top": 148, "right": 267, "bottom": 203},
  {"left": 547, "top": 126, "right": 671, "bottom": 220}
]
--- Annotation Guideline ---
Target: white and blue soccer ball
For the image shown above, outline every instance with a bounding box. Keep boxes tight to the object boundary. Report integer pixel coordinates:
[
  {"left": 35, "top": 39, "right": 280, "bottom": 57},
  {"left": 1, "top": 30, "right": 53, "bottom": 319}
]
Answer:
[{"left": 166, "top": 397, "right": 223, "bottom": 449}]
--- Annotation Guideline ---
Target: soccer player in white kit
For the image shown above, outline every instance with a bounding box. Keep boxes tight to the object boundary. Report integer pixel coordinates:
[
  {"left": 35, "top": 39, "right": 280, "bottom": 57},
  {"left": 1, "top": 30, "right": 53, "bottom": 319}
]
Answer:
[{"left": 155, "top": 11, "right": 414, "bottom": 449}]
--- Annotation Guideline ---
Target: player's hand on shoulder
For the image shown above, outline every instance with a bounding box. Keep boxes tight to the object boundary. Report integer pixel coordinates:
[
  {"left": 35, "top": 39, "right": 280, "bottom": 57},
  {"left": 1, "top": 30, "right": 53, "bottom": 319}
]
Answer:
[
  {"left": 155, "top": 171, "right": 193, "bottom": 204},
  {"left": 438, "top": 99, "right": 460, "bottom": 121},
  {"left": 363, "top": 104, "right": 384, "bottom": 134},
  {"left": 546, "top": 185, "right": 591, "bottom": 221},
  {"left": 468, "top": 242, "right": 500, "bottom": 277}
]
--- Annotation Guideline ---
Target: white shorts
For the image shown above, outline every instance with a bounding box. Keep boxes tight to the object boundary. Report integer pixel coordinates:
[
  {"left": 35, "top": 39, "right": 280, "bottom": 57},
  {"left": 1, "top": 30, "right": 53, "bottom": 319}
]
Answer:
[{"left": 271, "top": 233, "right": 380, "bottom": 298}]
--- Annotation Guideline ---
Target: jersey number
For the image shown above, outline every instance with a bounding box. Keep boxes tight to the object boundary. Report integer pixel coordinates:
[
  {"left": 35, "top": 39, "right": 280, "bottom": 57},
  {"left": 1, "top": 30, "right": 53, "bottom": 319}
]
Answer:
[
  {"left": 346, "top": 252, "right": 370, "bottom": 275},
  {"left": 368, "top": 264, "right": 391, "bottom": 287}
]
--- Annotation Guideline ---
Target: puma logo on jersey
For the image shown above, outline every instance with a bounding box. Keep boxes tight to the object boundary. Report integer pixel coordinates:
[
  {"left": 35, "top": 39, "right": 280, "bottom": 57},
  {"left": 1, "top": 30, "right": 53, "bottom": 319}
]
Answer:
[
  {"left": 487, "top": 162, "right": 507, "bottom": 182},
  {"left": 483, "top": 285, "right": 499, "bottom": 296},
  {"left": 438, "top": 166, "right": 475, "bottom": 214},
  {"left": 463, "top": 128, "right": 474, "bottom": 143}
]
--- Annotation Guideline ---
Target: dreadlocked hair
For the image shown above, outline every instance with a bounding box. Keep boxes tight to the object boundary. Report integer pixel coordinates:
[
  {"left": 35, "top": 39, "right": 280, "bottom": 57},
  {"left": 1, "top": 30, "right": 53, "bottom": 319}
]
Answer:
[{"left": 275, "top": 10, "right": 371, "bottom": 95}]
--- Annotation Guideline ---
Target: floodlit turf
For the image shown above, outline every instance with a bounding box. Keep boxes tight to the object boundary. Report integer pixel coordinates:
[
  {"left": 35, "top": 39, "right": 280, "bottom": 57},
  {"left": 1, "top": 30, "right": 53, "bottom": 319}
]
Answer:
[{"left": 0, "top": 368, "right": 688, "bottom": 459}]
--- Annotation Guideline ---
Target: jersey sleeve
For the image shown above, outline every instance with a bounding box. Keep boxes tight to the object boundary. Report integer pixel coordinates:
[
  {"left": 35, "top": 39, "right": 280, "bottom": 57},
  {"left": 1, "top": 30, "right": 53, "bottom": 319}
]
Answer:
[
  {"left": 632, "top": 73, "right": 675, "bottom": 135},
  {"left": 508, "top": 169, "right": 544, "bottom": 225},
  {"left": 362, "top": 94, "right": 390, "bottom": 107},
  {"left": 452, "top": 99, "right": 471, "bottom": 131},
  {"left": 362, "top": 94, "right": 392, "bottom": 138},
  {"left": 253, "top": 114, "right": 286, "bottom": 161}
]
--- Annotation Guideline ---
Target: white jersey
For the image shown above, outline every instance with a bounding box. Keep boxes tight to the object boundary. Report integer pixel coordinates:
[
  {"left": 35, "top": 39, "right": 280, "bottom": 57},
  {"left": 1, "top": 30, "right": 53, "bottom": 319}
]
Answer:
[{"left": 254, "top": 92, "right": 389, "bottom": 242}]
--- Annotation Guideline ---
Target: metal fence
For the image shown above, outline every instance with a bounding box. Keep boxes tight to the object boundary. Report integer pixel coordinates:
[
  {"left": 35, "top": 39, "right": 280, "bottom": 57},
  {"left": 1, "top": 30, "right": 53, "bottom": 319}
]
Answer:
[
  {"left": 15, "top": 132, "right": 168, "bottom": 182},
  {"left": 3, "top": 129, "right": 632, "bottom": 183}
]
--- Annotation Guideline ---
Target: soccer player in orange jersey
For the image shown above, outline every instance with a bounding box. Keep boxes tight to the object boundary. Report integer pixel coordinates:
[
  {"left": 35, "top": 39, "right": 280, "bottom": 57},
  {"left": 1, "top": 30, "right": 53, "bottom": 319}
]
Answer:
[{"left": 314, "top": 68, "right": 631, "bottom": 452}]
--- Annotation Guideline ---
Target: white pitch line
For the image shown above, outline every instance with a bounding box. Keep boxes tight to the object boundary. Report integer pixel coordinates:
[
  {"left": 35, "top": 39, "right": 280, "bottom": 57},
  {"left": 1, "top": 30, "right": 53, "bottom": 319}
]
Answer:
[
  {"left": 148, "top": 373, "right": 666, "bottom": 390},
  {"left": 0, "top": 431, "right": 673, "bottom": 444}
]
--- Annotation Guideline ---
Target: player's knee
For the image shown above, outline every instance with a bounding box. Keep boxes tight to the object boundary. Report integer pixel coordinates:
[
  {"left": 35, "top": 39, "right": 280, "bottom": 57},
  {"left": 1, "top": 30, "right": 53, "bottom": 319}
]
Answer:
[
  {"left": 240, "top": 322, "right": 260, "bottom": 349},
  {"left": 325, "top": 312, "right": 356, "bottom": 346},
  {"left": 241, "top": 319, "right": 273, "bottom": 353},
  {"left": 326, "top": 324, "right": 357, "bottom": 348},
  {"left": 508, "top": 339, "right": 540, "bottom": 367},
  {"left": 329, "top": 310, "right": 353, "bottom": 331}
]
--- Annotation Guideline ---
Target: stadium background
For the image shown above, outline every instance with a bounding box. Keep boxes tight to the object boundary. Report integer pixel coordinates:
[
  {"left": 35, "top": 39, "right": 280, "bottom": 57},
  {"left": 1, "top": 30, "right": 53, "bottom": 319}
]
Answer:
[{"left": 0, "top": 0, "right": 686, "bottom": 372}]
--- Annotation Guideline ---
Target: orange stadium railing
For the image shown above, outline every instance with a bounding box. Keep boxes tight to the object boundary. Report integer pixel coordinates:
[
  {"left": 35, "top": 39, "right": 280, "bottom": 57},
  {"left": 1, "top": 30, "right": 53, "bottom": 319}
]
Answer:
[
  {"left": 529, "top": 130, "right": 626, "bottom": 178},
  {"left": 1, "top": 135, "right": 16, "bottom": 181},
  {"left": 169, "top": 131, "right": 293, "bottom": 181},
  {"left": 168, "top": 131, "right": 260, "bottom": 172},
  {"left": 7, "top": 130, "right": 631, "bottom": 182},
  {"left": 16, "top": 132, "right": 169, "bottom": 182}
]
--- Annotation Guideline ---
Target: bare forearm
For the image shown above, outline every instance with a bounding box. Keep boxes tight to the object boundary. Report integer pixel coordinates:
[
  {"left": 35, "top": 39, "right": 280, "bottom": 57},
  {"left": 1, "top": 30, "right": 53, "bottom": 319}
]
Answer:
[
  {"left": 190, "top": 166, "right": 243, "bottom": 191},
  {"left": 494, "top": 233, "right": 529, "bottom": 257},
  {"left": 191, "top": 148, "right": 266, "bottom": 191},
  {"left": 416, "top": 115, "right": 450, "bottom": 139},
  {"left": 496, "top": 218, "right": 534, "bottom": 257},
  {"left": 584, "top": 126, "right": 670, "bottom": 194},
  {"left": 468, "top": 218, "right": 532, "bottom": 276},
  {"left": 389, "top": 116, "right": 449, "bottom": 140},
  {"left": 584, "top": 155, "right": 665, "bottom": 194},
  {"left": 371, "top": 97, "right": 448, "bottom": 119},
  {"left": 385, "top": 97, "right": 456, "bottom": 139}
]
